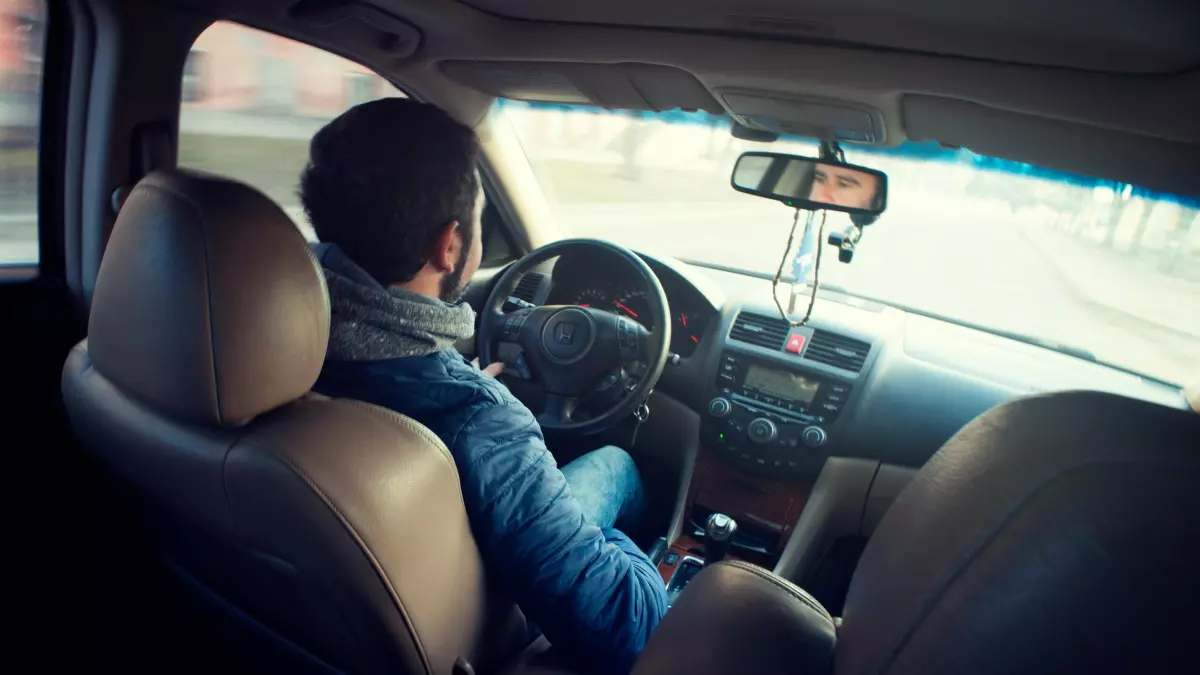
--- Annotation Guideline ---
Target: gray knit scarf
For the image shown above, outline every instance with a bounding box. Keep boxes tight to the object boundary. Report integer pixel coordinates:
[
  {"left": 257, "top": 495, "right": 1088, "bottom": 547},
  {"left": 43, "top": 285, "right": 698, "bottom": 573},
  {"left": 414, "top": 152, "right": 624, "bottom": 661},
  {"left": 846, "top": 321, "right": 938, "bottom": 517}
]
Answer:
[{"left": 315, "top": 244, "right": 476, "bottom": 361}]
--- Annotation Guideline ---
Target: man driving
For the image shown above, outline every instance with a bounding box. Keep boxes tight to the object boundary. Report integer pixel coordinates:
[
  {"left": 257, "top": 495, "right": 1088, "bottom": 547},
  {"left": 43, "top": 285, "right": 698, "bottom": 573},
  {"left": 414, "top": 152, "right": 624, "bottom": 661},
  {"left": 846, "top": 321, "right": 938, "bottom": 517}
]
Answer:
[
  {"left": 302, "top": 99, "right": 668, "bottom": 673},
  {"left": 810, "top": 163, "right": 880, "bottom": 210}
]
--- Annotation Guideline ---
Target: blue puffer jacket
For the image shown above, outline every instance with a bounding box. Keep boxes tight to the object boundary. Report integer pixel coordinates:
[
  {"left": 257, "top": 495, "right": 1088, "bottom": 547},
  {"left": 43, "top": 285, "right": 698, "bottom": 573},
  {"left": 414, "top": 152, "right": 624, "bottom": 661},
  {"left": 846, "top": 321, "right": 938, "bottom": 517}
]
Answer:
[{"left": 314, "top": 349, "right": 668, "bottom": 673}]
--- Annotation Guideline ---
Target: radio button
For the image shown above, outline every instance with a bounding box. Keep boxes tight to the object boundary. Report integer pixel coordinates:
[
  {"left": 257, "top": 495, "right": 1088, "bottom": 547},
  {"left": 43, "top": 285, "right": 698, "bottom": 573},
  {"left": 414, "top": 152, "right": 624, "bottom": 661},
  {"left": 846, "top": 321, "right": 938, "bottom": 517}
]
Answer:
[
  {"left": 802, "top": 426, "right": 828, "bottom": 448},
  {"left": 708, "top": 397, "right": 732, "bottom": 418},
  {"left": 747, "top": 418, "right": 778, "bottom": 445}
]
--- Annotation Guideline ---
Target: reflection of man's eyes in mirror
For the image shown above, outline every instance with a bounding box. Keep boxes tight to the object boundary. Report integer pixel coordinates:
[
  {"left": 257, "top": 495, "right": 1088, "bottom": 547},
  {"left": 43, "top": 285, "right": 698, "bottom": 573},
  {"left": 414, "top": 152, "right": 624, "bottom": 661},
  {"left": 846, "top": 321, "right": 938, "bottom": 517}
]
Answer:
[{"left": 836, "top": 175, "right": 862, "bottom": 189}]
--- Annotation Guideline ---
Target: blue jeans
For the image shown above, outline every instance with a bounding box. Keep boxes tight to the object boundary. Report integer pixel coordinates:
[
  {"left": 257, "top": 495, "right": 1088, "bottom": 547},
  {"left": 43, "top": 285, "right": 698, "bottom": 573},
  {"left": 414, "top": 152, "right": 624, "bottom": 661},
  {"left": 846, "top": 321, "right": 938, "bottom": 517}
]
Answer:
[{"left": 560, "top": 445, "right": 647, "bottom": 532}]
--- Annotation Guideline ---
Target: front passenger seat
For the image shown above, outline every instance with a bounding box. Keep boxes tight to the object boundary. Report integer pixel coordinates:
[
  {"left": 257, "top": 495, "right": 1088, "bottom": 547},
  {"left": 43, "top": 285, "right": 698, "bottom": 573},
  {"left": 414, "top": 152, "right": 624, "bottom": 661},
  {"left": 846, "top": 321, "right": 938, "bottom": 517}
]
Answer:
[
  {"left": 62, "top": 170, "right": 522, "bottom": 674},
  {"left": 633, "top": 390, "right": 1200, "bottom": 675}
]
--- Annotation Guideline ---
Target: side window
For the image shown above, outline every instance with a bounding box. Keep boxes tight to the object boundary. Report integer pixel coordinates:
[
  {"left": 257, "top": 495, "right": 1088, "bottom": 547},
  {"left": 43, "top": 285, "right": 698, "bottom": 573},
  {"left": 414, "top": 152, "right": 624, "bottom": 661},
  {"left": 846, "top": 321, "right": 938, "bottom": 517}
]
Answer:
[
  {"left": 0, "top": 1, "right": 46, "bottom": 267},
  {"left": 480, "top": 198, "right": 517, "bottom": 267},
  {"left": 178, "top": 22, "right": 404, "bottom": 241}
]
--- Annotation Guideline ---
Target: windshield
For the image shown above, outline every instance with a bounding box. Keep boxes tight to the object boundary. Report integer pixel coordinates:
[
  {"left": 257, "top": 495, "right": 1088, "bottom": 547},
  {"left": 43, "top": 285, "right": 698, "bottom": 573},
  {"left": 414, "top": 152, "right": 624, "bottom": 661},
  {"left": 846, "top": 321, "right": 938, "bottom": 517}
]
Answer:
[{"left": 497, "top": 101, "right": 1199, "bottom": 385}]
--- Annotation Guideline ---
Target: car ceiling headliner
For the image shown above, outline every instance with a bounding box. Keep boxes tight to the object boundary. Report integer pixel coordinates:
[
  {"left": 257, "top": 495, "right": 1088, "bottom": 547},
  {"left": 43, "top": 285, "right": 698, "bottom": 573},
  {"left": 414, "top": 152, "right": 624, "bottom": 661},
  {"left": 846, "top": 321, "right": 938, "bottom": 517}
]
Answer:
[{"left": 170, "top": 0, "right": 1200, "bottom": 196}]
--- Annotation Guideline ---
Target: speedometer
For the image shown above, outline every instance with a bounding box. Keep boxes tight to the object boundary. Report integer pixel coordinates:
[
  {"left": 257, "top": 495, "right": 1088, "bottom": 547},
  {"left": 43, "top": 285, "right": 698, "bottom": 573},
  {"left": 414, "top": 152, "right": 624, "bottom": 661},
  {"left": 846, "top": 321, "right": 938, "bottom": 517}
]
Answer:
[
  {"left": 572, "top": 287, "right": 609, "bottom": 308},
  {"left": 614, "top": 289, "right": 654, "bottom": 330}
]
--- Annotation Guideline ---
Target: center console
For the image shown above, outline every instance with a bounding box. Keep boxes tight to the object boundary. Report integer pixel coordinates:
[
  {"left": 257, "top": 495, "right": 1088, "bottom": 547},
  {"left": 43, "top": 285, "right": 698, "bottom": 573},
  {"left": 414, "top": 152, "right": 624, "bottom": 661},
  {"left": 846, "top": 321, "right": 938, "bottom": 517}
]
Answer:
[
  {"left": 703, "top": 350, "right": 851, "bottom": 476},
  {"left": 659, "top": 318, "right": 874, "bottom": 596}
]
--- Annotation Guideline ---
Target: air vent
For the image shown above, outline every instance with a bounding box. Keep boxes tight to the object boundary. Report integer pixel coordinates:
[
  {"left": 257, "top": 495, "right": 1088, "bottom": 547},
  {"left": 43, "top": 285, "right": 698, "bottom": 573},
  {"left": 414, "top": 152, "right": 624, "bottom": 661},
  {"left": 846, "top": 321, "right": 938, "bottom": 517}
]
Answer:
[
  {"left": 512, "top": 272, "right": 544, "bottom": 303},
  {"left": 805, "top": 330, "right": 871, "bottom": 372},
  {"left": 729, "top": 311, "right": 789, "bottom": 350}
]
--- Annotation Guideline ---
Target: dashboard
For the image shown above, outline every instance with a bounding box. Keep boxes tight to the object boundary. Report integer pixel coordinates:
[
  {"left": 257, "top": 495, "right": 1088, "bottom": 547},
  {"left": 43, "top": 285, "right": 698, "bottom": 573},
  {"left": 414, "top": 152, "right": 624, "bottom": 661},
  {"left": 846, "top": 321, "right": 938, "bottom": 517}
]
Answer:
[
  {"left": 515, "top": 248, "right": 1189, "bottom": 474},
  {"left": 499, "top": 247, "right": 1191, "bottom": 594}
]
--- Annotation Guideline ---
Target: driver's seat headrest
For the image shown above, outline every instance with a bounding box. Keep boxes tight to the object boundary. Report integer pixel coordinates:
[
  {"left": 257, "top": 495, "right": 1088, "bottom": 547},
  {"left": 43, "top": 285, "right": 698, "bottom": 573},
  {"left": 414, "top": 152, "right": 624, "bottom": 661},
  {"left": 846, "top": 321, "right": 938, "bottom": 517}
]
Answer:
[{"left": 87, "top": 169, "right": 330, "bottom": 426}]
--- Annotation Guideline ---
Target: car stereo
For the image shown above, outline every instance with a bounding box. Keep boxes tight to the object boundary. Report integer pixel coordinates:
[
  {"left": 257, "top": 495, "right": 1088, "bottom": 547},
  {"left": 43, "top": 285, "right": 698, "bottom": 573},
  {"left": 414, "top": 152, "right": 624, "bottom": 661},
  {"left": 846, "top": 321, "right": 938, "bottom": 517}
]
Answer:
[{"left": 703, "top": 351, "right": 851, "bottom": 475}]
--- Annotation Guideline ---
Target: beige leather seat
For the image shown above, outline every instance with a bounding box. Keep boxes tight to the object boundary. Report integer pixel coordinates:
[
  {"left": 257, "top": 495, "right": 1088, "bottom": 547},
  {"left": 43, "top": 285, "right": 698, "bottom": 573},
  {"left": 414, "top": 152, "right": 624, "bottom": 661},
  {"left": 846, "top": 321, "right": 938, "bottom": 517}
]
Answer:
[
  {"left": 62, "top": 170, "right": 523, "bottom": 674},
  {"left": 634, "top": 391, "right": 1200, "bottom": 675}
]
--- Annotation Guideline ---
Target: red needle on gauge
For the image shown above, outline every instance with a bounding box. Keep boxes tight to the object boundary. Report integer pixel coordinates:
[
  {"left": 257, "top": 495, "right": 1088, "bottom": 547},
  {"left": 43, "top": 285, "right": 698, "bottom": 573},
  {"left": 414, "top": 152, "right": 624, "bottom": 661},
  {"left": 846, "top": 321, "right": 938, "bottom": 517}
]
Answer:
[{"left": 612, "top": 300, "right": 639, "bottom": 318}]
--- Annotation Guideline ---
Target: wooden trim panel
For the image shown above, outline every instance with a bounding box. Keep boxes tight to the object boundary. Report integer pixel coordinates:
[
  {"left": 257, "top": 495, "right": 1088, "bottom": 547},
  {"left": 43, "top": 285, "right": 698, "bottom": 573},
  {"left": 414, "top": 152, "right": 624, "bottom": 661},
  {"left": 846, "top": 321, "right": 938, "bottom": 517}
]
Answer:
[{"left": 659, "top": 445, "right": 813, "bottom": 582}]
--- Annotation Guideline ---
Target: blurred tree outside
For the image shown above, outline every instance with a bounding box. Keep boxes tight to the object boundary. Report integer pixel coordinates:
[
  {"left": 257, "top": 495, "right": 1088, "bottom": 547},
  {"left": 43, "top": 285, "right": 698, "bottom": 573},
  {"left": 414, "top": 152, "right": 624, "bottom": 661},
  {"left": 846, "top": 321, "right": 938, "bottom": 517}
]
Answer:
[
  {"left": 1129, "top": 199, "right": 1157, "bottom": 256},
  {"left": 1100, "top": 182, "right": 1133, "bottom": 249}
]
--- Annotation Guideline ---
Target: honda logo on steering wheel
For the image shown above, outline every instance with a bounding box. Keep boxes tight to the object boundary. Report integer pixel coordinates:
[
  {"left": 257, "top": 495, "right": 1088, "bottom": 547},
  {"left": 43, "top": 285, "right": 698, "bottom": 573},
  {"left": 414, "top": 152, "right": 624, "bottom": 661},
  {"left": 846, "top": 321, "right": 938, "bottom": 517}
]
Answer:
[{"left": 555, "top": 321, "right": 577, "bottom": 345}]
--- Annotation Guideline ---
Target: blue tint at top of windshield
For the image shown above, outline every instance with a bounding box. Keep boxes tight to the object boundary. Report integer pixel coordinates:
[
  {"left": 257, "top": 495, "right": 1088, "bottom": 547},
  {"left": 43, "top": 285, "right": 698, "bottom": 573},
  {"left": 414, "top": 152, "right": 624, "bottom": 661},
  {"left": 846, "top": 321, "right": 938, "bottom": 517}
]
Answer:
[{"left": 500, "top": 100, "right": 1199, "bottom": 207}]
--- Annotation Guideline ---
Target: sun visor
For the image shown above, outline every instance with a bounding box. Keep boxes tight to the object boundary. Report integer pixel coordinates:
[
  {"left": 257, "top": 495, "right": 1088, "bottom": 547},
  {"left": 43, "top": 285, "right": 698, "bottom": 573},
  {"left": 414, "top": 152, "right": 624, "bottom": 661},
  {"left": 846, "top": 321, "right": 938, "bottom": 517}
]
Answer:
[
  {"left": 438, "top": 61, "right": 723, "bottom": 113},
  {"left": 717, "top": 90, "right": 888, "bottom": 145},
  {"left": 904, "top": 95, "right": 1200, "bottom": 197}
]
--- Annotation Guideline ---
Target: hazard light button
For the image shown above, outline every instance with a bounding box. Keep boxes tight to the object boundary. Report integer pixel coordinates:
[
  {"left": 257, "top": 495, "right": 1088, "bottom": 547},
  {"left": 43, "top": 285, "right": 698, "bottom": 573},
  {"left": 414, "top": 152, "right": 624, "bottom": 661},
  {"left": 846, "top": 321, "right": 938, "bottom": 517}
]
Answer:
[{"left": 786, "top": 334, "right": 806, "bottom": 354}]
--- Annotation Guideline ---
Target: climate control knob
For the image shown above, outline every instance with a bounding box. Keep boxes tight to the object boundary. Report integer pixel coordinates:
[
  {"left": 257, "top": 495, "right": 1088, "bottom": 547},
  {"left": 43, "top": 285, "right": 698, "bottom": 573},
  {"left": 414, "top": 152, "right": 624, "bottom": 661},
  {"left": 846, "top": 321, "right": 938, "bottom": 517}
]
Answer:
[
  {"left": 747, "top": 418, "right": 778, "bottom": 445},
  {"left": 802, "top": 426, "right": 828, "bottom": 448},
  {"left": 708, "top": 397, "right": 732, "bottom": 418}
]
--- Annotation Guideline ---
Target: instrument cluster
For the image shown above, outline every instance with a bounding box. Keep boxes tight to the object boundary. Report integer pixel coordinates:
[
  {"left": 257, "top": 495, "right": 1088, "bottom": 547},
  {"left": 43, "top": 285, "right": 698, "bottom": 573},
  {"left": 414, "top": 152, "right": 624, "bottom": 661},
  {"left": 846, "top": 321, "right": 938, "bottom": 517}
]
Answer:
[{"left": 550, "top": 257, "right": 714, "bottom": 358}]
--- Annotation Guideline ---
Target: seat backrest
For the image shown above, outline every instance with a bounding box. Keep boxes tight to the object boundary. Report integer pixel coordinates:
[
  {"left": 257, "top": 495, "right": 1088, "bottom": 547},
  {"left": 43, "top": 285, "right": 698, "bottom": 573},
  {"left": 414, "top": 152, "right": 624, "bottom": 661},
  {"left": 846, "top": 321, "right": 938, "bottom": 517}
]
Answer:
[
  {"left": 836, "top": 390, "right": 1200, "bottom": 674},
  {"left": 631, "top": 391, "right": 1199, "bottom": 675},
  {"left": 62, "top": 169, "right": 520, "bottom": 674}
]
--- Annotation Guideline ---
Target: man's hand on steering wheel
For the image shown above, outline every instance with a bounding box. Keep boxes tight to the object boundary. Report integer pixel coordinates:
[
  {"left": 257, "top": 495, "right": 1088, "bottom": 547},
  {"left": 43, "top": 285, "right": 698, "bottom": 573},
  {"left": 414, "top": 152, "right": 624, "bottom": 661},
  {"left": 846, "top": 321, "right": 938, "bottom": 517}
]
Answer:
[{"left": 477, "top": 239, "right": 671, "bottom": 435}]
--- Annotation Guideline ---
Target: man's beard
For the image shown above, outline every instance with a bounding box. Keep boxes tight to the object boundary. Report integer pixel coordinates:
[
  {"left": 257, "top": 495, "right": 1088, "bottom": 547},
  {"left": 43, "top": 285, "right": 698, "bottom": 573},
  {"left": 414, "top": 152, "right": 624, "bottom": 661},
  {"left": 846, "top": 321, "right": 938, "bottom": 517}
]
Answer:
[{"left": 438, "top": 239, "right": 472, "bottom": 303}]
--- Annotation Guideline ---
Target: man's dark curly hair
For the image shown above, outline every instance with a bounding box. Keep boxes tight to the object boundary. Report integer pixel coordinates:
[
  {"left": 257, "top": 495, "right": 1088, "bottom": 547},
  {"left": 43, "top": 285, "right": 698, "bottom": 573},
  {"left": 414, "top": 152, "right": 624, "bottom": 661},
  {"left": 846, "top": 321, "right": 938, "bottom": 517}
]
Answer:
[{"left": 300, "top": 98, "right": 481, "bottom": 286}]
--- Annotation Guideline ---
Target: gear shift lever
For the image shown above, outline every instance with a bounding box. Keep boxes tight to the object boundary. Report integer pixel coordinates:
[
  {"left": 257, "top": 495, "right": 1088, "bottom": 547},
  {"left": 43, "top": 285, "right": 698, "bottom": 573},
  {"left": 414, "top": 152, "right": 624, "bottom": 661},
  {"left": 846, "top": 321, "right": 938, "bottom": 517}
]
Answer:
[{"left": 704, "top": 513, "right": 737, "bottom": 566}]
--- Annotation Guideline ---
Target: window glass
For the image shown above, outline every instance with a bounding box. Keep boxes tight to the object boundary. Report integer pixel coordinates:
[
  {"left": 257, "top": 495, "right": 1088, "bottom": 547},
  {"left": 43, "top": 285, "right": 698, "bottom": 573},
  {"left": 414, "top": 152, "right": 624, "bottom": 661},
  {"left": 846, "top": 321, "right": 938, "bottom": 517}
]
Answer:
[
  {"left": 498, "top": 101, "right": 1200, "bottom": 384},
  {"left": 0, "top": 0, "right": 46, "bottom": 266},
  {"left": 178, "top": 21, "right": 404, "bottom": 240}
]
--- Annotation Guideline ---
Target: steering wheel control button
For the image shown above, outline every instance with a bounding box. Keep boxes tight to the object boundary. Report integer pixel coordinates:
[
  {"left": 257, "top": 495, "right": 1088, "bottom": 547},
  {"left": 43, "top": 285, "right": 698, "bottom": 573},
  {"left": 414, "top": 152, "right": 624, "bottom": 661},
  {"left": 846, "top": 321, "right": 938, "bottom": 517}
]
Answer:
[
  {"left": 708, "top": 397, "right": 731, "bottom": 418},
  {"left": 502, "top": 312, "right": 529, "bottom": 340},
  {"left": 616, "top": 318, "right": 643, "bottom": 360},
  {"left": 802, "top": 426, "right": 828, "bottom": 448},
  {"left": 747, "top": 417, "right": 777, "bottom": 445},
  {"left": 786, "top": 334, "right": 807, "bottom": 354},
  {"left": 512, "top": 352, "right": 533, "bottom": 380},
  {"left": 541, "top": 308, "right": 595, "bottom": 363}
]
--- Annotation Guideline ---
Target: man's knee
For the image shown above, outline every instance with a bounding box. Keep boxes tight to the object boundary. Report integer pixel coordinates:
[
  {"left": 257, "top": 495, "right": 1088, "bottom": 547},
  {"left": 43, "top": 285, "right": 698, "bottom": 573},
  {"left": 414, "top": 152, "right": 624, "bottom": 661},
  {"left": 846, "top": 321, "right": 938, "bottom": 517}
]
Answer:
[{"left": 594, "top": 445, "right": 638, "bottom": 476}]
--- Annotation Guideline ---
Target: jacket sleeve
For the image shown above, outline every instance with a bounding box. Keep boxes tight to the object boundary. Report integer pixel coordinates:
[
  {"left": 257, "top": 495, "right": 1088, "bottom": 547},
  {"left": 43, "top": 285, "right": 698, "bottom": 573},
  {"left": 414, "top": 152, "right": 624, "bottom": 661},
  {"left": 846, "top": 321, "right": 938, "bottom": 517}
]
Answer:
[{"left": 451, "top": 401, "right": 669, "bottom": 673}]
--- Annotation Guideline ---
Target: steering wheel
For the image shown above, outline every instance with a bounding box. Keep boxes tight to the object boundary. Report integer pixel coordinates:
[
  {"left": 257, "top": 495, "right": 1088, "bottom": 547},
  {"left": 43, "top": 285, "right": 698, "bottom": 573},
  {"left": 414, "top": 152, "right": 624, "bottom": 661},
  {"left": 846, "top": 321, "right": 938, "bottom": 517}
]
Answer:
[{"left": 478, "top": 239, "right": 672, "bottom": 435}]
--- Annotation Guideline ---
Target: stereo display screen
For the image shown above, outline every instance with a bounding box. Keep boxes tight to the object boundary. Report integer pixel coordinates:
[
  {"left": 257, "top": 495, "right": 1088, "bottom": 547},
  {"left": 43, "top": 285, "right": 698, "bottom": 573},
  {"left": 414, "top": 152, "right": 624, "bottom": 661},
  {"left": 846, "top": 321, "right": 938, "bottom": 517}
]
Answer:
[{"left": 743, "top": 365, "right": 820, "bottom": 404}]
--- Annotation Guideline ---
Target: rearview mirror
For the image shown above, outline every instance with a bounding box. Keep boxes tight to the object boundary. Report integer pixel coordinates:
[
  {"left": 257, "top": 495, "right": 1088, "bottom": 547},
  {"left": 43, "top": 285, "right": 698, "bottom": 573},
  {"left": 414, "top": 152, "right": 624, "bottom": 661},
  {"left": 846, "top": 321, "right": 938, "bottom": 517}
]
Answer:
[{"left": 731, "top": 152, "right": 888, "bottom": 216}]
